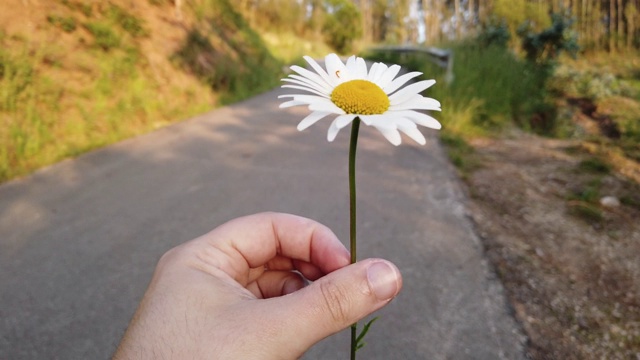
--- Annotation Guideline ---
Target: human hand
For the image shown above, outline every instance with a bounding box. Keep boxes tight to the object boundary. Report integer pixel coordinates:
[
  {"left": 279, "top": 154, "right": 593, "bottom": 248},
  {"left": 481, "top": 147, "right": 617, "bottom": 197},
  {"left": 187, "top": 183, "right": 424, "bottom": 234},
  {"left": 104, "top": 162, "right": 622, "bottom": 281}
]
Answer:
[{"left": 113, "top": 212, "right": 402, "bottom": 359}]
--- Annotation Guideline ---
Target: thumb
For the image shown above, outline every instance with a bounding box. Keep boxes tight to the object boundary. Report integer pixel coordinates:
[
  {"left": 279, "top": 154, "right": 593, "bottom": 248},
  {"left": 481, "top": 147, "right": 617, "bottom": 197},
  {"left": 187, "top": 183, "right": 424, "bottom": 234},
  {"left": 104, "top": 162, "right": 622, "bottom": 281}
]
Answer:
[{"left": 261, "top": 258, "right": 402, "bottom": 355}]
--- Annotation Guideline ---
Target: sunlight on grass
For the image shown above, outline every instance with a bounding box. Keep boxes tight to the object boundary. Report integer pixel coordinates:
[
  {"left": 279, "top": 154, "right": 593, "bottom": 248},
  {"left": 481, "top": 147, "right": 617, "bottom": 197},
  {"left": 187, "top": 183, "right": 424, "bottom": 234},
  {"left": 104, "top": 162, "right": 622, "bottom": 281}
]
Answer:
[
  {"left": 262, "top": 32, "right": 334, "bottom": 64},
  {"left": 364, "top": 43, "right": 545, "bottom": 139}
]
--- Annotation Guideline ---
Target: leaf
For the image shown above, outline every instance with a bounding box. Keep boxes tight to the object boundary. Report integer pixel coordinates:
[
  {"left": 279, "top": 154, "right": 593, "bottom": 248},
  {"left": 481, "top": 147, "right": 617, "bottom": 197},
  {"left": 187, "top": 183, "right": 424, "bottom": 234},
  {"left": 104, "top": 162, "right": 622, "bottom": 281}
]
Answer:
[{"left": 355, "top": 317, "right": 378, "bottom": 352}]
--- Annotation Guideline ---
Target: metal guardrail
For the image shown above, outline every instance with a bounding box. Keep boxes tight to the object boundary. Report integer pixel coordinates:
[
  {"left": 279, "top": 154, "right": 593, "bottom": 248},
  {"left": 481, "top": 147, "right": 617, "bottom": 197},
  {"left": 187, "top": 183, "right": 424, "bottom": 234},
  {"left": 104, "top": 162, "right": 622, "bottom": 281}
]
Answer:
[{"left": 370, "top": 45, "right": 454, "bottom": 85}]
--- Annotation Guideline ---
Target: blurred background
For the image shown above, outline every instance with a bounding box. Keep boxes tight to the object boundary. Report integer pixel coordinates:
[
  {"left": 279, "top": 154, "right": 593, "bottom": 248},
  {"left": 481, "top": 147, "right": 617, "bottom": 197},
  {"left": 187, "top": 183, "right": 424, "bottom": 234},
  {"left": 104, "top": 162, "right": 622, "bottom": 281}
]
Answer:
[{"left": 0, "top": 0, "right": 639, "bottom": 358}]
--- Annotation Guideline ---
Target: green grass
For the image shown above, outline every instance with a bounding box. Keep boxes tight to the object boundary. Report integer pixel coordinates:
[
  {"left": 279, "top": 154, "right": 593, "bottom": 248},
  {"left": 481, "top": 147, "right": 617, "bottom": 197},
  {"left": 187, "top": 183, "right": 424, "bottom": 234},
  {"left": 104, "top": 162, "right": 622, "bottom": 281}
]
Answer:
[
  {"left": 363, "top": 42, "right": 550, "bottom": 139},
  {"left": 84, "top": 22, "right": 121, "bottom": 50},
  {"left": 106, "top": 3, "right": 149, "bottom": 38},
  {"left": 174, "top": 0, "right": 284, "bottom": 104},
  {"left": 438, "top": 133, "right": 479, "bottom": 178},
  {"left": 0, "top": 0, "right": 290, "bottom": 183},
  {"left": 578, "top": 158, "right": 612, "bottom": 174},
  {"left": 47, "top": 15, "right": 77, "bottom": 32}
]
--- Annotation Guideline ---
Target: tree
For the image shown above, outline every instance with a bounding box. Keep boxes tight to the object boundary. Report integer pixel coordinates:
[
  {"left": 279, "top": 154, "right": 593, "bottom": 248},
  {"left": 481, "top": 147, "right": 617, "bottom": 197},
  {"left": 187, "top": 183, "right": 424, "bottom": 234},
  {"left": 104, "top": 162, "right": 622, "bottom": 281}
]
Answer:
[
  {"left": 323, "top": 0, "right": 363, "bottom": 52},
  {"left": 625, "top": 1, "right": 638, "bottom": 49},
  {"left": 387, "top": 0, "right": 411, "bottom": 43}
]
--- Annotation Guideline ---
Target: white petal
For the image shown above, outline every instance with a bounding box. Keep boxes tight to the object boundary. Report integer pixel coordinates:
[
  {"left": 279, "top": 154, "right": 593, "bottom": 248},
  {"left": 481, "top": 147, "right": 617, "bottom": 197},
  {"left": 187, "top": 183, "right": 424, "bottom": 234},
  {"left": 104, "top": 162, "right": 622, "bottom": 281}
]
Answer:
[
  {"left": 345, "top": 56, "right": 358, "bottom": 74},
  {"left": 335, "top": 114, "right": 357, "bottom": 129},
  {"left": 279, "top": 100, "right": 306, "bottom": 108},
  {"left": 361, "top": 114, "right": 396, "bottom": 129},
  {"left": 297, "top": 111, "right": 331, "bottom": 130},
  {"left": 396, "top": 119, "right": 427, "bottom": 145},
  {"left": 394, "top": 110, "right": 442, "bottom": 129},
  {"left": 383, "top": 71, "right": 423, "bottom": 94},
  {"left": 327, "top": 118, "right": 341, "bottom": 141},
  {"left": 368, "top": 62, "right": 380, "bottom": 80},
  {"left": 282, "top": 85, "right": 328, "bottom": 97},
  {"left": 287, "top": 74, "right": 331, "bottom": 93},
  {"left": 309, "top": 101, "right": 345, "bottom": 114},
  {"left": 359, "top": 114, "right": 375, "bottom": 126},
  {"left": 389, "top": 96, "right": 441, "bottom": 111},
  {"left": 303, "top": 56, "right": 335, "bottom": 89},
  {"left": 325, "top": 53, "right": 349, "bottom": 84},
  {"left": 283, "top": 77, "right": 331, "bottom": 96},
  {"left": 290, "top": 65, "right": 333, "bottom": 93},
  {"left": 376, "top": 126, "right": 402, "bottom": 146},
  {"left": 389, "top": 80, "right": 436, "bottom": 104},
  {"left": 376, "top": 64, "right": 401, "bottom": 89},
  {"left": 371, "top": 62, "right": 388, "bottom": 83},
  {"left": 354, "top": 57, "right": 368, "bottom": 79},
  {"left": 290, "top": 94, "right": 332, "bottom": 105}
]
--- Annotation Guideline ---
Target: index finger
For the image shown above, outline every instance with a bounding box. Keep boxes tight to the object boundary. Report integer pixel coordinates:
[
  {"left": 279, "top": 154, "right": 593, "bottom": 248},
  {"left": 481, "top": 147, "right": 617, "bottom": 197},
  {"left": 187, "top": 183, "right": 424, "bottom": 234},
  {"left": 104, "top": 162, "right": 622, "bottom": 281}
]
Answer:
[{"left": 190, "top": 212, "right": 350, "bottom": 283}]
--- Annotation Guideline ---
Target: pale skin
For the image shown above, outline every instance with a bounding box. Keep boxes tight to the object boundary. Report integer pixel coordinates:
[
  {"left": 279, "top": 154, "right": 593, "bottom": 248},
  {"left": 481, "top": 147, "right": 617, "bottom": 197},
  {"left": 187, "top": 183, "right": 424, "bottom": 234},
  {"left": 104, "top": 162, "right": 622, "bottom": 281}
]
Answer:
[{"left": 113, "top": 212, "right": 403, "bottom": 360}]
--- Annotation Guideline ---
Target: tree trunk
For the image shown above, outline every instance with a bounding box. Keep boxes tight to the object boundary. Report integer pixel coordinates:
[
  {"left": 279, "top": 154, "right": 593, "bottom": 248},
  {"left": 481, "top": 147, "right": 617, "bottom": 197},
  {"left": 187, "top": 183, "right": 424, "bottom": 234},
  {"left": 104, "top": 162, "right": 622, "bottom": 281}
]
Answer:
[
  {"left": 617, "top": 0, "right": 624, "bottom": 49},
  {"left": 626, "top": 1, "right": 639, "bottom": 49},
  {"left": 610, "top": 0, "right": 616, "bottom": 51},
  {"left": 174, "top": 0, "right": 182, "bottom": 20},
  {"left": 454, "top": 0, "right": 461, "bottom": 39},
  {"left": 434, "top": 0, "right": 443, "bottom": 43}
]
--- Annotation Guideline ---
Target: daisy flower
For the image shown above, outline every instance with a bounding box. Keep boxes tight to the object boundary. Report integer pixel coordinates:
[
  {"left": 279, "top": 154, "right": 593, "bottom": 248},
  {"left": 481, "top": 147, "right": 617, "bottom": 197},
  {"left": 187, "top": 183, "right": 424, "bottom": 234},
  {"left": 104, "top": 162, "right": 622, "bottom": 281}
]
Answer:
[{"left": 279, "top": 53, "right": 441, "bottom": 146}]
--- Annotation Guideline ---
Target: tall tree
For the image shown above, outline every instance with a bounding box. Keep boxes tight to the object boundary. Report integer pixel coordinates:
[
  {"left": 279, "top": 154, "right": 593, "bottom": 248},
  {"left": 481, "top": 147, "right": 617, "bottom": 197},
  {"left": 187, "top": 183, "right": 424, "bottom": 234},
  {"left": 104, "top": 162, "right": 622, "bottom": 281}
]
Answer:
[
  {"left": 387, "top": 0, "right": 411, "bottom": 43},
  {"left": 626, "top": 0, "right": 639, "bottom": 49},
  {"left": 610, "top": 0, "right": 616, "bottom": 51},
  {"left": 454, "top": 0, "right": 461, "bottom": 39}
]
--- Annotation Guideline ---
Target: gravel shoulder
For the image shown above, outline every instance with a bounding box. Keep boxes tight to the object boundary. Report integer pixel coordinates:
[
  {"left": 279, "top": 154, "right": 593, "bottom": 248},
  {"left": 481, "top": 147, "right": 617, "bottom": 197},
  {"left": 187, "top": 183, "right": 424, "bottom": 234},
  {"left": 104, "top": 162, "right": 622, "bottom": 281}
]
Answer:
[{"left": 462, "top": 133, "right": 640, "bottom": 359}]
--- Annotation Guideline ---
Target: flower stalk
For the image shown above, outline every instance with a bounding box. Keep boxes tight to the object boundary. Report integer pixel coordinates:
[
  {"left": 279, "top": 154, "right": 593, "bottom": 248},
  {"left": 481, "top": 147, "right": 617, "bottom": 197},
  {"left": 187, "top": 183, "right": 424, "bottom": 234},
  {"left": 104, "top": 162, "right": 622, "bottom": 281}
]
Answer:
[{"left": 348, "top": 117, "right": 361, "bottom": 360}]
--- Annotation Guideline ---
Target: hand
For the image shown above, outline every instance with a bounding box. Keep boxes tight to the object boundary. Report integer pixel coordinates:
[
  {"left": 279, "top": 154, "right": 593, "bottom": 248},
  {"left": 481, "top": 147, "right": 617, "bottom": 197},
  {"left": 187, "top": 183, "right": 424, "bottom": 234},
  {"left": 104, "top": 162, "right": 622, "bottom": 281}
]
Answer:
[{"left": 113, "top": 212, "right": 402, "bottom": 359}]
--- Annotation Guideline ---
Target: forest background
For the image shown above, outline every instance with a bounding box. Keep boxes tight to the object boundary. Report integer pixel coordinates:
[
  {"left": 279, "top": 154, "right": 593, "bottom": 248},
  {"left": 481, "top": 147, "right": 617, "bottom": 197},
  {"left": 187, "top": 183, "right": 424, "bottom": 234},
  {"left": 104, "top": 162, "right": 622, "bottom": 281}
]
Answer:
[
  {"left": 1, "top": 1, "right": 640, "bottom": 358},
  {"left": 1, "top": 0, "right": 638, "bottom": 181}
]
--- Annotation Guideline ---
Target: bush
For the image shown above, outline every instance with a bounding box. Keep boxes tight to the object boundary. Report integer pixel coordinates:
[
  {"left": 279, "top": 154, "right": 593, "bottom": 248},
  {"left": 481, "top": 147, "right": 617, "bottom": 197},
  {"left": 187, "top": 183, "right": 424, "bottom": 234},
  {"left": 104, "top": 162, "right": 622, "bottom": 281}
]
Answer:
[
  {"left": 478, "top": 20, "right": 510, "bottom": 48},
  {"left": 518, "top": 12, "right": 579, "bottom": 64},
  {"left": 323, "top": 0, "right": 362, "bottom": 53}
]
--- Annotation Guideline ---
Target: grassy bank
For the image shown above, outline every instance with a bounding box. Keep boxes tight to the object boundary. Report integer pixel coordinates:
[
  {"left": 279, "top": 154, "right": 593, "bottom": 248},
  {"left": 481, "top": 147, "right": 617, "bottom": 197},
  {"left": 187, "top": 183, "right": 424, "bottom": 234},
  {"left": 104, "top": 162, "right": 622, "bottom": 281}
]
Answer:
[
  {"left": 0, "top": 0, "right": 321, "bottom": 183},
  {"left": 364, "top": 44, "right": 640, "bottom": 179}
]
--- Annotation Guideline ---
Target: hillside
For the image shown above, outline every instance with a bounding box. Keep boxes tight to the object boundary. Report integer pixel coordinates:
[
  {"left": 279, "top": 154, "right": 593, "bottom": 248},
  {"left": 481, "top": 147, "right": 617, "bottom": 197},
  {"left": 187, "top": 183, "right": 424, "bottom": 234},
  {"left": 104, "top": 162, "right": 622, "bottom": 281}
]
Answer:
[{"left": 0, "top": 0, "right": 308, "bottom": 182}]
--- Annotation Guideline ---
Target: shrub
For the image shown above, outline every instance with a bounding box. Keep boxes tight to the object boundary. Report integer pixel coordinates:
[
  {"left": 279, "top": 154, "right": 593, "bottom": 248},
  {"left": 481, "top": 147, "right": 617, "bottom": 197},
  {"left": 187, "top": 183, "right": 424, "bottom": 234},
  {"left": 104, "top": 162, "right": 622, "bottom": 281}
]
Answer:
[
  {"left": 518, "top": 13, "right": 579, "bottom": 64},
  {"left": 322, "top": 0, "right": 362, "bottom": 53},
  {"left": 478, "top": 20, "right": 510, "bottom": 48}
]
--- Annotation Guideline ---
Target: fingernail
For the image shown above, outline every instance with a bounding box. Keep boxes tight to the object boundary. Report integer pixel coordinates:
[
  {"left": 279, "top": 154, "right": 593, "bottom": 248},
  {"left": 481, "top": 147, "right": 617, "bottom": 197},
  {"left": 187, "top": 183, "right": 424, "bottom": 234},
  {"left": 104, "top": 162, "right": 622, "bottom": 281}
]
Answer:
[{"left": 366, "top": 261, "right": 400, "bottom": 301}]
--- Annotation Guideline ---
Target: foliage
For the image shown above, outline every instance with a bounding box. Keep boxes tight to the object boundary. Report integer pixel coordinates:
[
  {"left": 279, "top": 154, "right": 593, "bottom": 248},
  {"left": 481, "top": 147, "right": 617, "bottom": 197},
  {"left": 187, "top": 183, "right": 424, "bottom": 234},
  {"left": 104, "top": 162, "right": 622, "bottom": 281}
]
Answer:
[
  {"left": 579, "top": 158, "right": 612, "bottom": 174},
  {"left": 322, "top": 0, "right": 363, "bottom": 53},
  {"left": 47, "top": 15, "right": 77, "bottom": 32},
  {"left": 84, "top": 22, "right": 121, "bottom": 50},
  {"left": 519, "top": 13, "right": 579, "bottom": 64},
  {"left": 478, "top": 20, "right": 510, "bottom": 48},
  {"left": 364, "top": 42, "right": 548, "bottom": 137},
  {"left": 550, "top": 65, "right": 626, "bottom": 100},
  {"left": 492, "top": 0, "right": 551, "bottom": 49},
  {"left": 60, "top": 0, "right": 93, "bottom": 17},
  {"left": 106, "top": 3, "right": 149, "bottom": 38},
  {"left": 174, "top": 0, "right": 283, "bottom": 104},
  {"left": 249, "top": 0, "right": 306, "bottom": 33}
]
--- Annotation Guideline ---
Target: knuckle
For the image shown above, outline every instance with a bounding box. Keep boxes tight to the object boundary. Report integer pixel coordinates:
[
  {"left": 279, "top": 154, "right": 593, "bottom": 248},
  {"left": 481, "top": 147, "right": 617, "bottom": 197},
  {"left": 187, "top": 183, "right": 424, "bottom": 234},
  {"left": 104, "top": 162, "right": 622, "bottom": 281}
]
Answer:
[{"left": 318, "top": 280, "right": 352, "bottom": 324}]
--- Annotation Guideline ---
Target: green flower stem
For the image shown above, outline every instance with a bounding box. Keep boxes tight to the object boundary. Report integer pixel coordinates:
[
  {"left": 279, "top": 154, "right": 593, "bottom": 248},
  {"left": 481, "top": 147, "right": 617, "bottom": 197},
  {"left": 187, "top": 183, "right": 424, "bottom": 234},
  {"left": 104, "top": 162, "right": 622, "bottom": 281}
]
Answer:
[{"left": 348, "top": 117, "right": 361, "bottom": 360}]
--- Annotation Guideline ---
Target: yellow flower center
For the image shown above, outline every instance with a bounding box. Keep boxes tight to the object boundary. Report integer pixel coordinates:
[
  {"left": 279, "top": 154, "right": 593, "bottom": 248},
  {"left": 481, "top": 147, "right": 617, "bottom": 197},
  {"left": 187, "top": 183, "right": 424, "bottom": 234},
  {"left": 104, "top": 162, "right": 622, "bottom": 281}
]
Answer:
[{"left": 330, "top": 80, "right": 390, "bottom": 115}]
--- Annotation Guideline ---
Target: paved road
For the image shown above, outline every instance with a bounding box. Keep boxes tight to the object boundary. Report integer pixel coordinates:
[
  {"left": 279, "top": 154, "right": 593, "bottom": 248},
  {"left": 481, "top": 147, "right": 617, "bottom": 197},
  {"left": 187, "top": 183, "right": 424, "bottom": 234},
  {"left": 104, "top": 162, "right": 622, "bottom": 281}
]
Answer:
[{"left": 0, "top": 88, "right": 525, "bottom": 359}]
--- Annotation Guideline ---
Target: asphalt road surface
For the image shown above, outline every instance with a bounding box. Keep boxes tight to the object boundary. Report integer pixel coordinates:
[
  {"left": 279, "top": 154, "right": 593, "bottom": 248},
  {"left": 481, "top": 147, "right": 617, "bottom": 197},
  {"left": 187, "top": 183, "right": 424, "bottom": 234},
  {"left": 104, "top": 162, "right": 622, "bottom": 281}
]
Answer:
[{"left": 0, "top": 88, "right": 526, "bottom": 359}]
